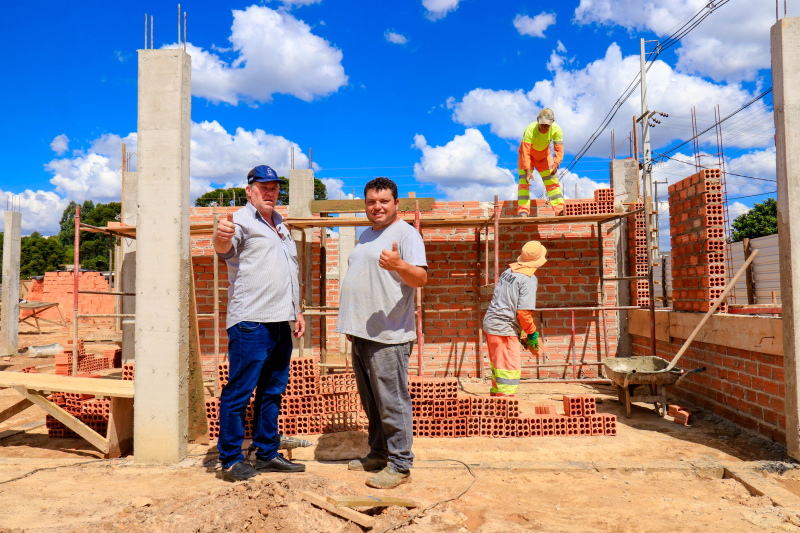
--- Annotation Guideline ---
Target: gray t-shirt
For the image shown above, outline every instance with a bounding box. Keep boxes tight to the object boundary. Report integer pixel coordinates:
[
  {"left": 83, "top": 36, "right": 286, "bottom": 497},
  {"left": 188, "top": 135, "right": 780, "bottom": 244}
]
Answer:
[
  {"left": 336, "top": 219, "right": 428, "bottom": 344},
  {"left": 482, "top": 268, "right": 539, "bottom": 337}
]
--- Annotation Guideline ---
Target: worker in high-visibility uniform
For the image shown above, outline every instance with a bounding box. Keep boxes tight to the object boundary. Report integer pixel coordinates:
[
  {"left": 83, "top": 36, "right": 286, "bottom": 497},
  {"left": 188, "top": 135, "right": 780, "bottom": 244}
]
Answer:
[
  {"left": 482, "top": 241, "right": 547, "bottom": 396},
  {"left": 518, "top": 108, "right": 565, "bottom": 217}
]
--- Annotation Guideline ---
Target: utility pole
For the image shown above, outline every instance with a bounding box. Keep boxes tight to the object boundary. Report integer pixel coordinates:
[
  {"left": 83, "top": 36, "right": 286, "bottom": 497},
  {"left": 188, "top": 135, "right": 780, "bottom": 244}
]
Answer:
[{"left": 640, "top": 38, "right": 659, "bottom": 259}]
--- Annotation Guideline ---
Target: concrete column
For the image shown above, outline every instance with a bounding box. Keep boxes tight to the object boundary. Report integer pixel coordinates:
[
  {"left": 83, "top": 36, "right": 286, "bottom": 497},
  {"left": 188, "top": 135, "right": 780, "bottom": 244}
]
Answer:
[
  {"left": 610, "top": 159, "right": 639, "bottom": 211},
  {"left": 610, "top": 159, "right": 639, "bottom": 358},
  {"left": 289, "top": 169, "right": 314, "bottom": 354},
  {"left": 337, "top": 226, "right": 357, "bottom": 356},
  {"left": 773, "top": 18, "right": 800, "bottom": 460},
  {"left": 121, "top": 171, "right": 137, "bottom": 363},
  {"left": 134, "top": 49, "right": 191, "bottom": 463},
  {"left": 1, "top": 212, "right": 21, "bottom": 356}
]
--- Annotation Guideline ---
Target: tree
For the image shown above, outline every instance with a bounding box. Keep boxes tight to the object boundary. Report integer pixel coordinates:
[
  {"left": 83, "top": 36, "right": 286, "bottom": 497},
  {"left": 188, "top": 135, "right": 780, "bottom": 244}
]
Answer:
[
  {"left": 731, "top": 198, "right": 778, "bottom": 242},
  {"left": 194, "top": 179, "right": 328, "bottom": 207},
  {"left": 56, "top": 200, "right": 121, "bottom": 271},
  {"left": 20, "top": 232, "right": 65, "bottom": 278}
]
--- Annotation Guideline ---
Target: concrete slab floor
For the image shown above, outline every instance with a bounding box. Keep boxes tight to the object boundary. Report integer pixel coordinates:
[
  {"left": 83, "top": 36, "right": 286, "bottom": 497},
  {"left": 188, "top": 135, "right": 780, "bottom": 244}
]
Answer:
[{"left": 0, "top": 378, "right": 797, "bottom": 531}]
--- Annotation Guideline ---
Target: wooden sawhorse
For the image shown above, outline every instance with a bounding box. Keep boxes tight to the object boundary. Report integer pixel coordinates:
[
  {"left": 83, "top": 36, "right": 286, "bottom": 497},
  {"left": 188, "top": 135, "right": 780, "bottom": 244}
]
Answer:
[{"left": 0, "top": 372, "right": 134, "bottom": 457}]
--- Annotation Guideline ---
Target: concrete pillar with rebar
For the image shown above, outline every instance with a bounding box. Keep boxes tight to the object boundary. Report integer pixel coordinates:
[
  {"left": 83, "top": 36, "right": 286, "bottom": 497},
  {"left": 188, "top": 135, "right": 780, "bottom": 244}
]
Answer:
[
  {"left": 133, "top": 48, "right": 192, "bottom": 463},
  {"left": 772, "top": 16, "right": 800, "bottom": 461},
  {"left": 289, "top": 169, "right": 314, "bottom": 356}
]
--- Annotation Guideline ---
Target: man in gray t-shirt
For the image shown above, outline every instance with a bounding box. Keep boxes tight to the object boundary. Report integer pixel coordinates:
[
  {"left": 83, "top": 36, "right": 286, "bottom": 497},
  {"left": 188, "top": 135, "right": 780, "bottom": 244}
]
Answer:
[{"left": 336, "top": 178, "right": 427, "bottom": 489}]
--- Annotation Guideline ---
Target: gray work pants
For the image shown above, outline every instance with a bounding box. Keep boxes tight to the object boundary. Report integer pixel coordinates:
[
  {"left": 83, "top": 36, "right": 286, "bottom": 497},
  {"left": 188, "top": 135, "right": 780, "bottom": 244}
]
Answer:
[{"left": 351, "top": 336, "right": 414, "bottom": 473}]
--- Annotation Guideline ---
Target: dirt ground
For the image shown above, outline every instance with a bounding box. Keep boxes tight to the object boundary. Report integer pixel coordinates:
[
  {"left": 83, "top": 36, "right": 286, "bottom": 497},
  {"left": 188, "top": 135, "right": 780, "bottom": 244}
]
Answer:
[{"left": 2, "top": 323, "right": 800, "bottom": 532}]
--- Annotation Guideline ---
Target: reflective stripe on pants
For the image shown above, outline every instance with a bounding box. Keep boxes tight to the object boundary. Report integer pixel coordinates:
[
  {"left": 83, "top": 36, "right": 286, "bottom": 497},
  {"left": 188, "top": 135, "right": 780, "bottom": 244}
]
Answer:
[
  {"left": 485, "top": 333, "right": 522, "bottom": 395},
  {"left": 518, "top": 170, "right": 564, "bottom": 208}
]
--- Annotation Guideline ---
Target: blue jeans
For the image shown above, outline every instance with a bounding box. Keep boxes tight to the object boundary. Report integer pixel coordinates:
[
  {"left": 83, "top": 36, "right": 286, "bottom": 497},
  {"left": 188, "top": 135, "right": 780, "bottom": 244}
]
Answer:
[
  {"left": 218, "top": 321, "right": 292, "bottom": 468},
  {"left": 351, "top": 337, "right": 414, "bottom": 472}
]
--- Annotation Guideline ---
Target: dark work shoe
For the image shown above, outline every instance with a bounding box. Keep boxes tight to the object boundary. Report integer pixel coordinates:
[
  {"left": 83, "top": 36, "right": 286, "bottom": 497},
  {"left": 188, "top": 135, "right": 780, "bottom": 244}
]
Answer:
[
  {"left": 222, "top": 461, "right": 259, "bottom": 482},
  {"left": 348, "top": 455, "right": 388, "bottom": 472},
  {"left": 255, "top": 454, "right": 306, "bottom": 473},
  {"left": 366, "top": 465, "right": 410, "bottom": 489}
]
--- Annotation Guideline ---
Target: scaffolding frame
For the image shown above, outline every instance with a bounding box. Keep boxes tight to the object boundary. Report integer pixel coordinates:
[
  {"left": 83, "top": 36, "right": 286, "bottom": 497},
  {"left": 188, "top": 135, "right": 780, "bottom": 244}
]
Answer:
[
  {"left": 79, "top": 198, "right": 659, "bottom": 384},
  {"left": 284, "top": 197, "right": 655, "bottom": 384}
]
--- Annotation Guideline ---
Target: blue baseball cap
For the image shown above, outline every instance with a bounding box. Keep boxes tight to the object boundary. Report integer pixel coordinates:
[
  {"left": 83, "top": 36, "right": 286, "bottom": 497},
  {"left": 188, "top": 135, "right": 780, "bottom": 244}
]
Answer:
[{"left": 247, "top": 165, "right": 287, "bottom": 185}]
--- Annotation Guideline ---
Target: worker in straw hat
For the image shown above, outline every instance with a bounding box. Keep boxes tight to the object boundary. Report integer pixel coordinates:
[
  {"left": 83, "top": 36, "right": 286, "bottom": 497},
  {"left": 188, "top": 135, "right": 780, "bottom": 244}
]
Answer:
[{"left": 482, "top": 241, "right": 547, "bottom": 396}]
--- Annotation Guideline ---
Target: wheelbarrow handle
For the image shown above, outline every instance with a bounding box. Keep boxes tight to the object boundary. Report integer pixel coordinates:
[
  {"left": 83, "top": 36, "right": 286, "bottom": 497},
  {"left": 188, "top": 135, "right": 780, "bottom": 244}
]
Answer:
[
  {"left": 622, "top": 370, "right": 636, "bottom": 389},
  {"left": 675, "top": 366, "right": 706, "bottom": 386}
]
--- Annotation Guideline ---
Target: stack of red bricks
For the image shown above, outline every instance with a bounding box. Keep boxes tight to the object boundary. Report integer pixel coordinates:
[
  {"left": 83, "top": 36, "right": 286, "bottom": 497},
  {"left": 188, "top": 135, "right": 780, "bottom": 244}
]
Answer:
[
  {"left": 55, "top": 341, "right": 120, "bottom": 376},
  {"left": 668, "top": 169, "right": 728, "bottom": 313},
  {"left": 24, "top": 271, "right": 115, "bottom": 322},
  {"left": 202, "top": 366, "right": 618, "bottom": 439},
  {"left": 627, "top": 201, "right": 650, "bottom": 307},
  {"left": 45, "top": 375, "right": 112, "bottom": 439},
  {"left": 205, "top": 358, "right": 367, "bottom": 439},
  {"left": 563, "top": 188, "right": 616, "bottom": 216}
]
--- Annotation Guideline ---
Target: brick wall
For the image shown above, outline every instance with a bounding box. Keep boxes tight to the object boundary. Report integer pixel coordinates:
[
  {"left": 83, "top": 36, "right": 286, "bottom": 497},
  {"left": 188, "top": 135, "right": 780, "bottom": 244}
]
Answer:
[
  {"left": 189, "top": 199, "right": 621, "bottom": 378},
  {"left": 668, "top": 169, "right": 728, "bottom": 313},
  {"left": 630, "top": 333, "right": 785, "bottom": 443},
  {"left": 25, "top": 271, "right": 114, "bottom": 323}
]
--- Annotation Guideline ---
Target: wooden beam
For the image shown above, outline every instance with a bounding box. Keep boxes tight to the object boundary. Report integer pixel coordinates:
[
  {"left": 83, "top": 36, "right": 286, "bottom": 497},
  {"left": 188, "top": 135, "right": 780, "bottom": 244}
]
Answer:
[
  {"left": 188, "top": 272, "right": 210, "bottom": 445},
  {"left": 310, "top": 197, "right": 434, "bottom": 214},
  {"left": 0, "top": 372, "right": 134, "bottom": 398},
  {"left": 300, "top": 491, "right": 375, "bottom": 529},
  {"left": 106, "top": 397, "right": 134, "bottom": 458},
  {"left": 0, "top": 397, "right": 32, "bottom": 424},
  {"left": 12, "top": 385, "right": 108, "bottom": 453},
  {"left": 743, "top": 238, "right": 756, "bottom": 305},
  {"left": 327, "top": 495, "right": 418, "bottom": 508}
]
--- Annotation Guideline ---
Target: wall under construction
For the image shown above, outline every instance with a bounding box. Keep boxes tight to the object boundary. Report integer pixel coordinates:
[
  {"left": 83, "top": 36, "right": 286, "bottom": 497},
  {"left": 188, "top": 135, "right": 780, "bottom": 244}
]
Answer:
[{"left": 188, "top": 198, "right": 621, "bottom": 379}]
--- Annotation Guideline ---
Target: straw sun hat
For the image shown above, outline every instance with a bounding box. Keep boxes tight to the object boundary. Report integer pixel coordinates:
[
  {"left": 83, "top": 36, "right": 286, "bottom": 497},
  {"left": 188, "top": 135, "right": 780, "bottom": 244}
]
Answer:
[{"left": 516, "top": 240, "right": 548, "bottom": 268}]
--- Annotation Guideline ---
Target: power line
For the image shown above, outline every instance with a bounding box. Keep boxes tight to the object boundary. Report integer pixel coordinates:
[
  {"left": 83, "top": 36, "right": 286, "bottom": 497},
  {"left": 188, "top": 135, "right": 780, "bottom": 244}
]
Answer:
[
  {"left": 560, "top": 0, "right": 731, "bottom": 175},
  {"left": 728, "top": 191, "right": 776, "bottom": 200}
]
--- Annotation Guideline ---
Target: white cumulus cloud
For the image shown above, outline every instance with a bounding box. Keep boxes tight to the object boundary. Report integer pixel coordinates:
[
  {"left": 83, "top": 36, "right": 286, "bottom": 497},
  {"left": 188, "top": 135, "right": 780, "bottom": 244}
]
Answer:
[
  {"left": 412, "top": 128, "right": 518, "bottom": 200},
  {"left": 513, "top": 13, "right": 556, "bottom": 38},
  {"left": 573, "top": 0, "right": 776, "bottom": 83},
  {"left": 448, "top": 43, "right": 765, "bottom": 157},
  {"left": 423, "top": 0, "right": 462, "bottom": 20},
  {"left": 50, "top": 134, "right": 70, "bottom": 155},
  {"left": 177, "top": 5, "right": 347, "bottom": 105},
  {"left": 384, "top": 30, "right": 408, "bottom": 44}
]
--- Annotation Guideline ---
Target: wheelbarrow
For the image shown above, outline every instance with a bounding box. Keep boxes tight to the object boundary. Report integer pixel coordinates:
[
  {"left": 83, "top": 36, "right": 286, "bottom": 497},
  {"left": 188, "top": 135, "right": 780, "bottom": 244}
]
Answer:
[
  {"left": 603, "top": 356, "right": 705, "bottom": 418},
  {"left": 603, "top": 248, "right": 759, "bottom": 419}
]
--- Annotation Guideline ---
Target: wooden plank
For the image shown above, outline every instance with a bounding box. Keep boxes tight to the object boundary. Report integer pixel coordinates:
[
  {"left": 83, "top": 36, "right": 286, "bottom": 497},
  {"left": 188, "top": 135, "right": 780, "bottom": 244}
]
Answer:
[
  {"left": 106, "top": 397, "right": 134, "bottom": 458},
  {"left": 0, "top": 372, "right": 134, "bottom": 398},
  {"left": 327, "top": 495, "right": 418, "bottom": 508},
  {"left": 187, "top": 271, "right": 210, "bottom": 444},
  {"left": 0, "top": 397, "right": 33, "bottom": 424},
  {"left": 0, "top": 420, "right": 45, "bottom": 440},
  {"left": 12, "top": 386, "right": 108, "bottom": 453},
  {"left": 310, "top": 197, "right": 435, "bottom": 214},
  {"left": 724, "top": 467, "right": 800, "bottom": 507},
  {"left": 627, "top": 309, "right": 671, "bottom": 342},
  {"left": 300, "top": 491, "right": 375, "bottom": 529},
  {"left": 743, "top": 238, "right": 756, "bottom": 305}
]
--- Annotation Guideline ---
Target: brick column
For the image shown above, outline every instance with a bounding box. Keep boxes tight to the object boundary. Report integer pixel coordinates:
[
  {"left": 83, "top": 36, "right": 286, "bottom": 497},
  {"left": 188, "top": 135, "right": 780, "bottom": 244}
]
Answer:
[{"left": 668, "top": 169, "right": 727, "bottom": 313}]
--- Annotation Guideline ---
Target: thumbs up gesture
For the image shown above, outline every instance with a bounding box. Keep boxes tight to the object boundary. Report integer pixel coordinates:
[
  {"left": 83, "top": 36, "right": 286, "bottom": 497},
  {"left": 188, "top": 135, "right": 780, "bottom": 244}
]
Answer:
[
  {"left": 216, "top": 212, "right": 236, "bottom": 242},
  {"left": 379, "top": 241, "right": 402, "bottom": 271}
]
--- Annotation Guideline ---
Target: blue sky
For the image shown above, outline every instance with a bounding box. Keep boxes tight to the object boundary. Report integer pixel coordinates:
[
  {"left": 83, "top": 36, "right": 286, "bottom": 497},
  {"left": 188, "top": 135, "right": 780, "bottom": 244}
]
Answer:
[{"left": 0, "top": 0, "right": 786, "bottom": 239}]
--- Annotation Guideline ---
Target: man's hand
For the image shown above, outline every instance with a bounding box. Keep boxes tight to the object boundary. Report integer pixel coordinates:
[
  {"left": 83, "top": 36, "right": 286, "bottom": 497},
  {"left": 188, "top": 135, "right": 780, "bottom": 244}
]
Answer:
[
  {"left": 216, "top": 213, "right": 235, "bottom": 242},
  {"left": 549, "top": 163, "right": 560, "bottom": 175},
  {"left": 379, "top": 241, "right": 402, "bottom": 271},
  {"left": 293, "top": 313, "right": 306, "bottom": 338}
]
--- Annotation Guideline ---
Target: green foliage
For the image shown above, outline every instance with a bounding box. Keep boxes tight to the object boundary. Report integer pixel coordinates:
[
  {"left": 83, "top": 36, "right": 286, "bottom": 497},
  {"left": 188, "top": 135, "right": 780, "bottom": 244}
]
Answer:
[
  {"left": 20, "top": 232, "right": 65, "bottom": 278},
  {"left": 731, "top": 198, "right": 778, "bottom": 242},
  {"left": 194, "top": 179, "right": 327, "bottom": 207}
]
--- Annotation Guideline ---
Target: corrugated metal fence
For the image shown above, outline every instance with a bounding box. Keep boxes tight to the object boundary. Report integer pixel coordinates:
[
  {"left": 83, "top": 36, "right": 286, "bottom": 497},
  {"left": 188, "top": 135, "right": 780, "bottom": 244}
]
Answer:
[{"left": 657, "top": 233, "right": 781, "bottom": 308}]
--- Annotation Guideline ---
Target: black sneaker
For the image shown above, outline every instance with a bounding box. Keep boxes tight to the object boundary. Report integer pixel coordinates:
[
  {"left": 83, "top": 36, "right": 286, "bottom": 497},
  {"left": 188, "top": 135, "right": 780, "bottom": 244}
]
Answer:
[
  {"left": 222, "top": 461, "right": 259, "bottom": 482},
  {"left": 255, "top": 454, "right": 306, "bottom": 473}
]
